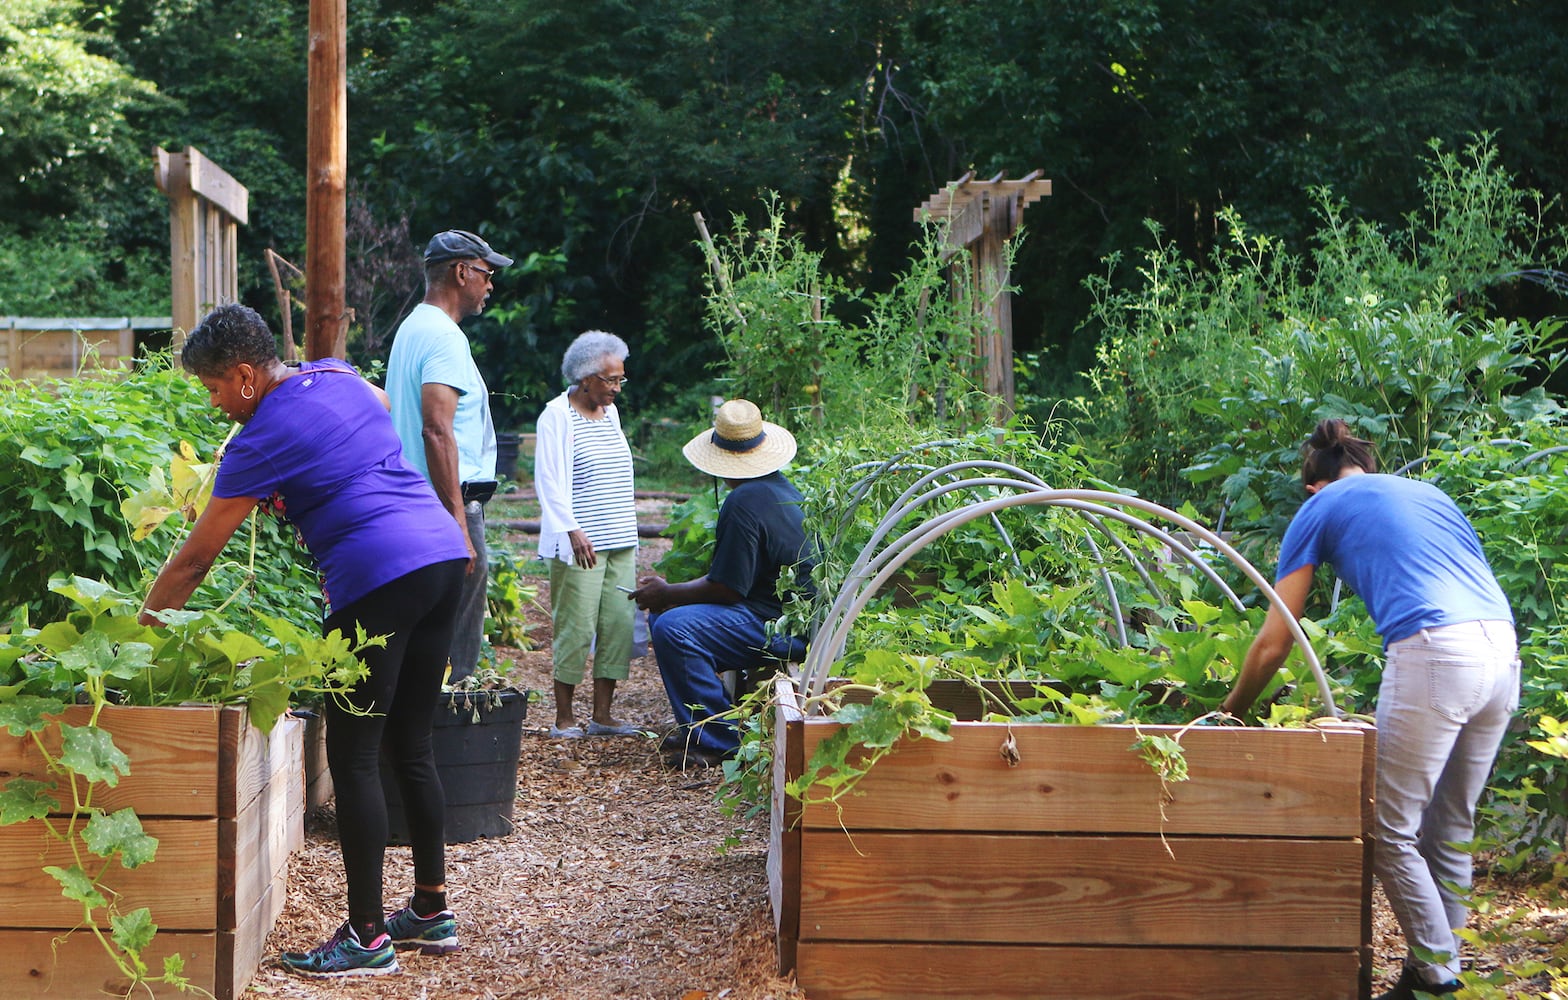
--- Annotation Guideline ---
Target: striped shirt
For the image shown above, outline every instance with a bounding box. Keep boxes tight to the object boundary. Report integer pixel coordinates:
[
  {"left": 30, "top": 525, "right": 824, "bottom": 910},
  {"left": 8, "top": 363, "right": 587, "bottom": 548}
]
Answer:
[{"left": 569, "top": 409, "right": 638, "bottom": 551}]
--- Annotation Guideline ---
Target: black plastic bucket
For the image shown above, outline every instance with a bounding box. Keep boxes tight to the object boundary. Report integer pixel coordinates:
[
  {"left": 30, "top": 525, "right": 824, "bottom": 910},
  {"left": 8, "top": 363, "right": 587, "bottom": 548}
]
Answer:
[
  {"left": 494, "top": 431, "right": 520, "bottom": 482},
  {"left": 380, "top": 687, "right": 527, "bottom": 844}
]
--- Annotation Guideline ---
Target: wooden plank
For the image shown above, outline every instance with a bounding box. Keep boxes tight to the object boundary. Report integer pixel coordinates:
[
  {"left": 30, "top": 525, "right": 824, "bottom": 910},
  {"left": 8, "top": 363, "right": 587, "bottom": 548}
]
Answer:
[
  {"left": 2, "top": 929, "right": 218, "bottom": 999},
  {"left": 185, "top": 146, "right": 249, "bottom": 224},
  {"left": 12, "top": 317, "right": 132, "bottom": 331},
  {"left": 219, "top": 715, "right": 302, "bottom": 927},
  {"left": 218, "top": 707, "right": 297, "bottom": 819},
  {"left": 798, "top": 721, "right": 1371, "bottom": 838},
  {"left": 163, "top": 146, "right": 197, "bottom": 339},
  {"left": 0, "top": 818, "right": 220, "bottom": 930},
  {"left": 794, "top": 943, "right": 1362, "bottom": 1000},
  {"left": 301, "top": 712, "right": 334, "bottom": 812},
  {"left": 769, "top": 675, "right": 805, "bottom": 974},
  {"left": 1357, "top": 726, "right": 1379, "bottom": 999},
  {"left": 0, "top": 704, "right": 221, "bottom": 817},
  {"left": 220, "top": 856, "right": 290, "bottom": 1000},
  {"left": 799, "top": 832, "right": 1364, "bottom": 949}
]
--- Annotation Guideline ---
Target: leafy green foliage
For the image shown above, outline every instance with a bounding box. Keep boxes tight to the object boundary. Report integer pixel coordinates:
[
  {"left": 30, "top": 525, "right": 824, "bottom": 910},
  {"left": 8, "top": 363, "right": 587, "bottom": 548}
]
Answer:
[
  {"left": 6, "top": 577, "right": 376, "bottom": 734},
  {"left": 0, "top": 221, "right": 169, "bottom": 315},
  {"left": 0, "top": 357, "right": 322, "bottom": 628},
  {"left": 0, "top": 0, "right": 166, "bottom": 232},
  {"left": 0, "top": 576, "right": 380, "bottom": 991},
  {"left": 485, "top": 541, "right": 540, "bottom": 649},
  {"left": 651, "top": 487, "right": 720, "bottom": 584},
  {"left": 698, "top": 200, "right": 998, "bottom": 435},
  {"left": 1080, "top": 135, "right": 1568, "bottom": 515}
]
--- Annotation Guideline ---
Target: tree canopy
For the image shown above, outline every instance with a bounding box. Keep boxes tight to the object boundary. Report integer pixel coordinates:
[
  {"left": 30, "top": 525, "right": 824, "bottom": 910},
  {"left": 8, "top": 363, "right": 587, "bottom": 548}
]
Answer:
[{"left": 3, "top": 0, "right": 1566, "bottom": 425}]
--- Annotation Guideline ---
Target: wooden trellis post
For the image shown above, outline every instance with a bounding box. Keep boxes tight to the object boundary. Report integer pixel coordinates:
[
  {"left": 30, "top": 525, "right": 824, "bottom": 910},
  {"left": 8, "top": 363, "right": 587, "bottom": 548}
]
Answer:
[
  {"left": 154, "top": 145, "right": 248, "bottom": 344},
  {"left": 915, "top": 170, "right": 1051, "bottom": 418}
]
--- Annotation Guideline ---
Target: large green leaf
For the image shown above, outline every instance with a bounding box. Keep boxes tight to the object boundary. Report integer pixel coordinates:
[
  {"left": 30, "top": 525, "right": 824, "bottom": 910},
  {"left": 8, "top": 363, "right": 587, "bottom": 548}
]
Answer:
[
  {"left": 83, "top": 807, "right": 159, "bottom": 867},
  {"left": 58, "top": 723, "right": 130, "bottom": 786}
]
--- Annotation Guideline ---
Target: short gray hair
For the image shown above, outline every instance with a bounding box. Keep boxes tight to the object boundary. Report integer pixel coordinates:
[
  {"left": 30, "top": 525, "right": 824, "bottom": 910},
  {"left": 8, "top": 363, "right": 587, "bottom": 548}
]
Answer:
[{"left": 561, "top": 330, "right": 629, "bottom": 384}]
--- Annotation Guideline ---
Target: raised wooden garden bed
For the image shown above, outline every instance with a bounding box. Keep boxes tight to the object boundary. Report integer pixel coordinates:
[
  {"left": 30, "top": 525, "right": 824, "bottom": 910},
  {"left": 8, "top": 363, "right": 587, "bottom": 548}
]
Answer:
[
  {"left": 769, "top": 677, "right": 1376, "bottom": 1000},
  {"left": 0, "top": 704, "right": 304, "bottom": 999}
]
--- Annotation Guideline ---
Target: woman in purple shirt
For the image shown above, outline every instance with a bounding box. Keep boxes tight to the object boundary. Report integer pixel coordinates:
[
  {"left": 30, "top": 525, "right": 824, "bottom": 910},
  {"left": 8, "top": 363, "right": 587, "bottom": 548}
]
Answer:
[{"left": 142, "top": 304, "right": 470, "bottom": 978}]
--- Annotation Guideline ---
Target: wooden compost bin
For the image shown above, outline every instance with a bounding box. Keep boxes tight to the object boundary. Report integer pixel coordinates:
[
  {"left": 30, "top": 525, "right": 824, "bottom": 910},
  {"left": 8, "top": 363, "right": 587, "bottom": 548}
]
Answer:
[
  {"left": 770, "top": 677, "right": 1376, "bottom": 1000},
  {"left": 0, "top": 704, "right": 304, "bottom": 999}
]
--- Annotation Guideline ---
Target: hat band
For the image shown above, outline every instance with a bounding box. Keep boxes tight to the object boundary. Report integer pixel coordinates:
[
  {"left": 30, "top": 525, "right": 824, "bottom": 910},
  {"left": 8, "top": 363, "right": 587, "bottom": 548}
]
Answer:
[{"left": 712, "top": 428, "right": 767, "bottom": 453}]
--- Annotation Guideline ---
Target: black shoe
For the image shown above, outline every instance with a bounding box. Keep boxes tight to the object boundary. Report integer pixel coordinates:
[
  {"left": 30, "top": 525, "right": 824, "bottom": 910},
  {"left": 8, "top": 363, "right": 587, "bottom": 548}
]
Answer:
[
  {"left": 1375, "top": 966, "right": 1461, "bottom": 1000},
  {"left": 658, "top": 729, "right": 690, "bottom": 753},
  {"left": 661, "top": 744, "right": 734, "bottom": 770}
]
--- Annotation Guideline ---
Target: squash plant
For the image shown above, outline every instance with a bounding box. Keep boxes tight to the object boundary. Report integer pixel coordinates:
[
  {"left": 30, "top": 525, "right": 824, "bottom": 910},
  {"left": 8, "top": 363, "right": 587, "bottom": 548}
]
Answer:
[
  {"left": 715, "top": 426, "right": 1328, "bottom": 824},
  {"left": 0, "top": 576, "right": 380, "bottom": 994}
]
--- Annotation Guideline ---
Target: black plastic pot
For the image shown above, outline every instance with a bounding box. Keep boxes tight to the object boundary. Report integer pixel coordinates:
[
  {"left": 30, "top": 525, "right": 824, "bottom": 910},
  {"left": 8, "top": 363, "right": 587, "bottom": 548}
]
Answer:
[
  {"left": 494, "top": 431, "right": 520, "bottom": 482},
  {"left": 380, "top": 687, "right": 528, "bottom": 844}
]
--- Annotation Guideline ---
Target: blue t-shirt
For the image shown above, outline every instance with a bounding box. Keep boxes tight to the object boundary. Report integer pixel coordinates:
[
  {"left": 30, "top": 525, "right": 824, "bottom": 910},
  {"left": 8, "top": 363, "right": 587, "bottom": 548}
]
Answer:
[
  {"left": 708, "top": 472, "right": 818, "bottom": 622},
  {"left": 212, "top": 358, "right": 470, "bottom": 610},
  {"left": 1277, "top": 473, "right": 1511, "bottom": 647},
  {"left": 385, "top": 303, "right": 497, "bottom": 484}
]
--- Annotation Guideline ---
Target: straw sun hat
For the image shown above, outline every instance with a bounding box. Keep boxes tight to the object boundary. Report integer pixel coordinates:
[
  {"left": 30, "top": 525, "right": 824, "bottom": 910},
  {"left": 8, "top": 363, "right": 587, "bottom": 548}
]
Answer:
[{"left": 682, "top": 399, "right": 797, "bottom": 480}]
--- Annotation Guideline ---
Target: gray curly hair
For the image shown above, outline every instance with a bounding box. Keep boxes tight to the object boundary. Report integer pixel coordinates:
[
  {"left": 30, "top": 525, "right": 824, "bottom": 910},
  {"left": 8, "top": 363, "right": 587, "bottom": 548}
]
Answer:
[{"left": 561, "top": 330, "right": 629, "bottom": 384}]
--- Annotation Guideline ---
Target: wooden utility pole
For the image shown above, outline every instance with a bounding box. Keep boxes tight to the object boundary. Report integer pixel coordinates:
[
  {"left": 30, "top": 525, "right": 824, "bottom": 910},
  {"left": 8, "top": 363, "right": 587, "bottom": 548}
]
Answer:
[
  {"left": 915, "top": 171, "right": 1051, "bottom": 418},
  {"left": 305, "top": 0, "right": 348, "bottom": 360}
]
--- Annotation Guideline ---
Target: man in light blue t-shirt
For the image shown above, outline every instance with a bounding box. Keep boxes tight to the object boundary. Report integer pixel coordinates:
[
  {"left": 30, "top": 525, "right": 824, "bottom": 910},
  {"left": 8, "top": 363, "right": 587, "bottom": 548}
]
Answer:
[{"left": 387, "top": 229, "right": 512, "bottom": 682}]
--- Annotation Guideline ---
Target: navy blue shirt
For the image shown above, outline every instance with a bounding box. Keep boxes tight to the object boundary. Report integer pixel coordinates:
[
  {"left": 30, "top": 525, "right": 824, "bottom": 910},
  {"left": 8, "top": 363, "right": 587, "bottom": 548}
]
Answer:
[{"left": 707, "top": 472, "right": 818, "bottom": 622}]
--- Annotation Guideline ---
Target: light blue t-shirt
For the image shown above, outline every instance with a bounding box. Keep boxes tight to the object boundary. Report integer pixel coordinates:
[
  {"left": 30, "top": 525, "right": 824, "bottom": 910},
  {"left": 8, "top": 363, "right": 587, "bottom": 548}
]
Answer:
[
  {"left": 1277, "top": 473, "right": 1512, "bottom": 647},
  {"left": 385, "top": 302, "right": 496, "bottom": 484}
]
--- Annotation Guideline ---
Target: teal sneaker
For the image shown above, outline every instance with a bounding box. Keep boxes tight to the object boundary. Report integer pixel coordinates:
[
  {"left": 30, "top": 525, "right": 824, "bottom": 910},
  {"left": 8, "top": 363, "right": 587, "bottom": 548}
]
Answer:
[
  {"left": 280, "top": 922, "right": 399, "bottom": 978},
  {"left": 386, "top": 905, "right": 460, "bottom": 955}
]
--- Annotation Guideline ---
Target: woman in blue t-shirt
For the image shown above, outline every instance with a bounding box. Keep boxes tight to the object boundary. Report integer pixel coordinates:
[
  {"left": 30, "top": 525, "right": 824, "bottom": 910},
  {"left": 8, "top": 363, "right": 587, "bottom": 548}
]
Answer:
[
  {"left": 1220, "top": 419, "right": 1519, "bottom": 1000},
  {"left": 141, "top": 304, "right": 471, "bottom": 978}
]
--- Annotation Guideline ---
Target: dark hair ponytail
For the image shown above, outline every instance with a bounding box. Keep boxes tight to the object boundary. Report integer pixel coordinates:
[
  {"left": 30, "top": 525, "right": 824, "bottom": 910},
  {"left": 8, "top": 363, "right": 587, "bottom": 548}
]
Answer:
[{"left": 1300, "top": 418, "right": 1377, "bottom": 487}]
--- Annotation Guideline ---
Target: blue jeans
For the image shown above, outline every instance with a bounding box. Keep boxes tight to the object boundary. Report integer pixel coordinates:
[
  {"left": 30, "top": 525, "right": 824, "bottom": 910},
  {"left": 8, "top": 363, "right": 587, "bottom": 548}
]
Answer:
[
  {"left": 650, "top": 603, "right": 806, "bottom": 754},
  {"left": 1375, "top": 620, "right": 1519, "bottom": 984}
]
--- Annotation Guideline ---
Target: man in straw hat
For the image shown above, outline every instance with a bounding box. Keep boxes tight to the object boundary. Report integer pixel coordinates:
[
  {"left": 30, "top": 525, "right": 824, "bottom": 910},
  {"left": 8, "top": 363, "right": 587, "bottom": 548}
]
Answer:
[{"left": 630, "top": 399, "right": 817, "bottom": 769}]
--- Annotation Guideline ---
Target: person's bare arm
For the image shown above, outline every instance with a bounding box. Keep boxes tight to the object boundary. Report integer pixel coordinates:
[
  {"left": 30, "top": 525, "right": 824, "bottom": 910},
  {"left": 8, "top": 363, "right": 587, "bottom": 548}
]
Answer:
[
  {"left": 1220, "top": 564, "right": 1315, "bottom": 716},
  {"left": 630, "top": 574, "right": 742, "bottom": 614},
  {"left": 140, "top": 494, "right": 260, "bottom": 624},
  {"left": 420, "top": 382, "right": 474, "bottom": 562}
]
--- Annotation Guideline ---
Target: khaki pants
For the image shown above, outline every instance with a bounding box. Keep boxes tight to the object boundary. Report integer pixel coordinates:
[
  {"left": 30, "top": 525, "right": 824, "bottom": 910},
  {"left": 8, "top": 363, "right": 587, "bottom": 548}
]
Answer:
[{"left": 548, "top": 546, "right": 637, "bottom": 685}]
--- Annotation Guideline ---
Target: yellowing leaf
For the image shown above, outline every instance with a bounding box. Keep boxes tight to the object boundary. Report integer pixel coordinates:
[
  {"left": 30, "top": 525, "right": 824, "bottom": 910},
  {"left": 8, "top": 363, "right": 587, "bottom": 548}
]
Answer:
[{"left": 129, "top": 504, "right": 178, "bottom": 541}]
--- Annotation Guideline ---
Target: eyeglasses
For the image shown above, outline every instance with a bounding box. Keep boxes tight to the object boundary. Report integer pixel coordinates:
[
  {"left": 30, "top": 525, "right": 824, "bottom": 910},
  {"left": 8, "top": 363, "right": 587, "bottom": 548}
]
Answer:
[
  {"left": 459, "top": 261, "right": 495, "bottom": 281},
  {"left": 593, "top": 374, "right": 629, "bottom": 387}
]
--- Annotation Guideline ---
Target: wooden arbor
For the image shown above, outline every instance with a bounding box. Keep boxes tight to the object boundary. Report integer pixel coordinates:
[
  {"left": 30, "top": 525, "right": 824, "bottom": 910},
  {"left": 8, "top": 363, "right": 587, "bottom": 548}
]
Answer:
[
  {"left": 154, "top": 146, "right": 249, "bottom": 341},
  {"left": 914, "top": 171, "right": 1051, "bottom": 417}
]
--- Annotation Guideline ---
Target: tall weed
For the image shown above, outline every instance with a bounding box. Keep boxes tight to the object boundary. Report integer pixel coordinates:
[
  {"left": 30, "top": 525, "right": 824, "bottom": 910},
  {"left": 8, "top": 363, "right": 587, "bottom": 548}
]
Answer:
[{"left": 1075, "top": 133, "right": 1568, "bottom": 514}]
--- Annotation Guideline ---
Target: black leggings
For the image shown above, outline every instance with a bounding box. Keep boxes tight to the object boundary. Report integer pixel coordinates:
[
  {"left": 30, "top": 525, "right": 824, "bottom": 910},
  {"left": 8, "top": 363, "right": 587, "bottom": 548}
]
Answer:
[{"left": 322, "top": 558, "right": 466, "bottom": 926}]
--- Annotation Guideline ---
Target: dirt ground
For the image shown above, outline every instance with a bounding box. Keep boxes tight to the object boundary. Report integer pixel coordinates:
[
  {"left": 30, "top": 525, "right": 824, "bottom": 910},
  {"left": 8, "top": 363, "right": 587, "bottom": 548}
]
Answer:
[{"left": 254, "top": 519, "right": 1565, "bottom": 999}]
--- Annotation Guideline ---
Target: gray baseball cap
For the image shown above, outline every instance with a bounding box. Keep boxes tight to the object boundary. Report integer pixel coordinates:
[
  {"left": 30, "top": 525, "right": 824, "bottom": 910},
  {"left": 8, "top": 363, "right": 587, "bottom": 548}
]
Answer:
[{"left": 423, "top": 229, "right": 514, "bottom": 268}]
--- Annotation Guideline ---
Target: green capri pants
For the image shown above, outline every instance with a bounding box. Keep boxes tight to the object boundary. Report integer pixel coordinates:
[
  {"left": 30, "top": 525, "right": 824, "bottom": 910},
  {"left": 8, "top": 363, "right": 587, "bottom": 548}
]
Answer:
[{"left": 548, "top": 545, "right": 637, "bottom": 684}]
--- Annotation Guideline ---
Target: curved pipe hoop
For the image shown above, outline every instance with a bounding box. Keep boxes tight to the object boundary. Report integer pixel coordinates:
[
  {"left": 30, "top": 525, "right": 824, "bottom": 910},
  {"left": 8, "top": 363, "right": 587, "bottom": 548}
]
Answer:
[{"left": 801, "top": 489, "right": 1335, "bottom": 718}]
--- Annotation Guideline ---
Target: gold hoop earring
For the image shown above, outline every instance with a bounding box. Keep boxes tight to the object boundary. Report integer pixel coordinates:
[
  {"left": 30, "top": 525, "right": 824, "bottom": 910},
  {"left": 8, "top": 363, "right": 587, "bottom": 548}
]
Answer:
[{"left": 241, "top": 385, "right": 255, "bottom": 400}]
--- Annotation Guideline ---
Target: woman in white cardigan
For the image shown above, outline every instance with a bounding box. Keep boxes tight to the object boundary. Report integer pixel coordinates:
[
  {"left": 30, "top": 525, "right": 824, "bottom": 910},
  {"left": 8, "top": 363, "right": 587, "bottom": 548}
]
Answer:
[{"left": 534, "top": 331, "right": 641, "bottom": 738}]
